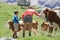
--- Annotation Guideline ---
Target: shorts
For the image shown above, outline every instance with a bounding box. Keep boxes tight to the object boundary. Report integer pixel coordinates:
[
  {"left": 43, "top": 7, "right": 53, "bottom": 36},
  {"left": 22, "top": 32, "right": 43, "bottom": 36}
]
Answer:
[
  {"left": 23, "top": 15, "right": 32, "bottom": 23},
  {"left": 13, "top": 23, "right": 18, "bottom": 31}
]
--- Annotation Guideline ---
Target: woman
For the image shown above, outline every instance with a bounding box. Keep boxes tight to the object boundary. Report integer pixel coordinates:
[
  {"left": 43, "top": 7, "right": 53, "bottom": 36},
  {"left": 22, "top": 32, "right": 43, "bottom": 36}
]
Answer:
[{"left": 22, "top": 7, "right": 42, "bottom": 37}]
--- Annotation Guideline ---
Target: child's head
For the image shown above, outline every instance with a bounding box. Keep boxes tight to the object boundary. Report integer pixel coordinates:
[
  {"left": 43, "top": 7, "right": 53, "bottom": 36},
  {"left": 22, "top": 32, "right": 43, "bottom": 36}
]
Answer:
[{"left": 14, "top": 11, "right": 18, "bottom": 15}]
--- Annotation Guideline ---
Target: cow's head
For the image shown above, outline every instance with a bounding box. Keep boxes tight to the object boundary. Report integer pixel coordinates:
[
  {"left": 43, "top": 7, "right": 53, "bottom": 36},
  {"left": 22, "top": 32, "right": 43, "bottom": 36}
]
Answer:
[
  {"left": 43, "top": 8, "right": 51, "bottom": 22},
  {"left": 7, "top": 20, "right": 13, "bottom": 26},
  {"left": 43, "top": 9, "right": 49, "bottom": 18}
]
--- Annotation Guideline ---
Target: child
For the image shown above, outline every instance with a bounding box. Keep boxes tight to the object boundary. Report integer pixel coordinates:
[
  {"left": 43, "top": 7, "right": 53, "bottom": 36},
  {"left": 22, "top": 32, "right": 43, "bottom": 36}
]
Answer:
[{"left": 13, "top": 11, "right": 21, "bottom": 38}]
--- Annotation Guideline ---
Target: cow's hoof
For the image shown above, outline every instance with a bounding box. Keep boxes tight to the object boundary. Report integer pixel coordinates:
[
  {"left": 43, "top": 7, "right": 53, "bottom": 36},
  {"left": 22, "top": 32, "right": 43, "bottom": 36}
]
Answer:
[
  {"left": 29, "top": 33, "right": 31, "bottom": 37},
  {"left": 23, "top": 34, "right": 25, "bottom": 37},
  {"left": 16, "top": 36, "right": 18, "bottom": 38},
  {"left": 23, "top": 33, "right": 25, "bottom": 37},
  {"left": 47, "top": 35, "right": 51, "bottom": 36},
  {"left": 23, "top": 36, "right": 25, "bottom": 38},
  {"left": 13, "top": 35, "right": 18, "bottom": 38}
]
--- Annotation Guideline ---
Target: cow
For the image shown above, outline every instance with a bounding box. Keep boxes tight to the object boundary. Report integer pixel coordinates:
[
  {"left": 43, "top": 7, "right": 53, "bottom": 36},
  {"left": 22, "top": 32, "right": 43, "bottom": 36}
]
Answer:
[
  {"left": 41, "top": 22, "right": 53, "bottom": 36},
  {"left": 43, "top": 9, "right": 60, "bottom": 28},
  {"left": 42, "top": 9, "right": 60, "bottom": 35},
  {"left": 7, "top": 20, "right": 38, "bottom": 38}
]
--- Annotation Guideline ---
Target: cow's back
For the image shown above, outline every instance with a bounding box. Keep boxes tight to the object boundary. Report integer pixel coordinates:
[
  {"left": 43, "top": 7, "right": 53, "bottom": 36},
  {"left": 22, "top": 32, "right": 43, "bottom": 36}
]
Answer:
[{"left": 8, "top": 21, "right": 22, "bottom": 32}]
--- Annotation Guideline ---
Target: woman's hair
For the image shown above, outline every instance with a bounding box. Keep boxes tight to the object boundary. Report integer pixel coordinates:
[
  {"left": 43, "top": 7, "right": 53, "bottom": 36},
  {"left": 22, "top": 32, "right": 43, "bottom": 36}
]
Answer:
[{"left": 28, "top": 6, "right": 33, "bottom": 9}]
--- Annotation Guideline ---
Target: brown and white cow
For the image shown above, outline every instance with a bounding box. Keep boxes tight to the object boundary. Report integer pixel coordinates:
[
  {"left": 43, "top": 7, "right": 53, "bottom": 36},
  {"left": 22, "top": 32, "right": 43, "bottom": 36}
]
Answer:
[
  {"left": 7, "top": 20, "right": 38, "bottom": 38},
  {"left": 41, "top": 22, "right": 53, "bottom": 36}
]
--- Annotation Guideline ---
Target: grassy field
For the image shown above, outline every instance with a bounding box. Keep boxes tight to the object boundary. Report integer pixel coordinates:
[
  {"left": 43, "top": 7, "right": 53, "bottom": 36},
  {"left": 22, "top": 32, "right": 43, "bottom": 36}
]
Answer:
[{"left": 0, "top": 2, "right": 60, "bottom": 40}]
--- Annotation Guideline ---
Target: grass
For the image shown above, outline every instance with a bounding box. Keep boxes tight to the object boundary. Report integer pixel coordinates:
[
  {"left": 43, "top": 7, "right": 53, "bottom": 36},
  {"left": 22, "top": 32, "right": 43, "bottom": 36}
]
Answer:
[{"left": 0, "top": 2, "right": 60, "bottom": 40}]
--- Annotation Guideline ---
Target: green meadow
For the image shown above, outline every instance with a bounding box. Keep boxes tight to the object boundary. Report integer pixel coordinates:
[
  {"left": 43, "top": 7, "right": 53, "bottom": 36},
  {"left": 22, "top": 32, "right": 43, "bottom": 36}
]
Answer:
[{"left": 0, "top": 2, "right": 60, "bottom": 40}]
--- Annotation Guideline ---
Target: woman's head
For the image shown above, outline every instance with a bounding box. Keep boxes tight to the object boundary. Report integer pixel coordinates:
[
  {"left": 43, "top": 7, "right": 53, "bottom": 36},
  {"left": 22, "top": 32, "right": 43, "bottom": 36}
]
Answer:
[{"left": 28, "top": 6, "right": 33, "bottom": 9}]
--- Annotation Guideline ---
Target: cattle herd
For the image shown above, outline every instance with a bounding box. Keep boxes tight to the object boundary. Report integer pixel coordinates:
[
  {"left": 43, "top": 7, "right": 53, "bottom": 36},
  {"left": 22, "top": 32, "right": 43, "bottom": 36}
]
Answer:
[{"left": 7, "top": 8, "right": 60, "bottom": 37}]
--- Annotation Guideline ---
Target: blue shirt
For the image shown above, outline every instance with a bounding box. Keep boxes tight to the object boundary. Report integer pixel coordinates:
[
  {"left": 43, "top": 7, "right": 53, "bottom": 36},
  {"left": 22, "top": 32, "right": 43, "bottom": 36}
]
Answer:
[{"left": 13, "top": 15, "right": 19, "bottom": 23}]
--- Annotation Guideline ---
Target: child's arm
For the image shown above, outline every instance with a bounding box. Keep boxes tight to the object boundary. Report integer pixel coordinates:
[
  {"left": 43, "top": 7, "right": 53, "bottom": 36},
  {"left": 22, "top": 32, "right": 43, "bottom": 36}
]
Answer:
[
  {"left": 19, "top": 17, "right": 21, "bottom": 20},
  {"left": 15, "top": 16, "right": 19, "bottom": 21}
]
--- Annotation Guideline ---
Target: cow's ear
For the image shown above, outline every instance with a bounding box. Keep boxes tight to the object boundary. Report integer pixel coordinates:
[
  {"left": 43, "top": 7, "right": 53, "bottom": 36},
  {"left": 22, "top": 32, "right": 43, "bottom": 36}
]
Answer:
[{"left": 46, "top": 9, "right": 49, "bottom": 12}]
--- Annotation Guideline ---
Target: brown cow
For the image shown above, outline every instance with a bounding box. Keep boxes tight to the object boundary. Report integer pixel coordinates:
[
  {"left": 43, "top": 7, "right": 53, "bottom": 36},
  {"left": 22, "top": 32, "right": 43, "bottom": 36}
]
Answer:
[
  {"left": 8, "top": 20, "right": 38, "bottom": 38},
  {"left": 43, "top": 9, "right": 60, "bottom": 27}
]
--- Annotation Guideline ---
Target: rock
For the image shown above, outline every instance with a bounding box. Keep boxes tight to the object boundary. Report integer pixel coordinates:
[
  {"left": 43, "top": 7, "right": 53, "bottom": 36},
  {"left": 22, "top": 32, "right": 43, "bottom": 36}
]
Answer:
[{"left": 0, "top": 37, "right": 15, "bottom": 40}]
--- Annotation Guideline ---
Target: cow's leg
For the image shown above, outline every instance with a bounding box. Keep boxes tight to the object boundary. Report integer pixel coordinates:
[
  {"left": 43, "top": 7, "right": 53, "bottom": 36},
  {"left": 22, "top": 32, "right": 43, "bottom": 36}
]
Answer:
[
  {"left": 50, "top": 22, "right": 54, "bottom": 25},
  {"left": 50, "top": 27, "right": 53, "bottom": 33},
  {"left": 13, "top": 31, "right": 17, "bottom": 38},
  {"left": 53, "top": 27, "right": 58, "bottom": 36},
  {"left": 23, "top": 23, "right": 27, "bottom": 37},
  {"left": 48, "top": 26, "right": 53, "bottom": 36},
  {"left": 41, "top": 30, "right": 45, "bottom": 35},
  {"left": 41, "top": 24, "right": 44, "bottom": 35},
  {"left": 32, "top": 23, "right": 38, "bottom": 35},
  {"left": 58, "top": 25, "right": 60, "bottom": 32},
  {"left": 59, "top": 25, "right": 60, "bottom": 29},
  {"left": 41, "top": 27, "right": 45, "bottom": 35}
]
